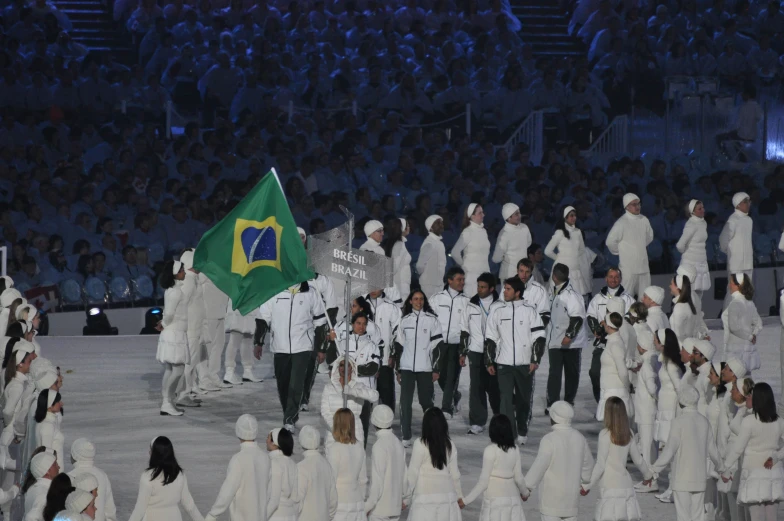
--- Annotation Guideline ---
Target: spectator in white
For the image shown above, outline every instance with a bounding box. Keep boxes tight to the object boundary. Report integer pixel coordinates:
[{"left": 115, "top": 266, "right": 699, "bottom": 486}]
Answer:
[
  {"left": 545, "top": 205, "right": 588, "bottom": 297},
  {"left": 676, "top": 200, "right": 710, "bottom": 298},
  {"left": 364, "top": 405, "right": 406, "bottom": 521},
  {"left": 606, "top": 193, "right": 654, "bottom": 299},
  {"left": 719, "top": 192, "right": 754, "bottom": 302},
  {"left": 492, "top": 203, "right": 532, "bottom": 282},
  {"left": 451, "top": 204, "right": 490, "bottom": 298},
  {"left": 722, "top": 273, "right": 763, "bottom": 373},
  {"left": 596, "top": 312, "right": 631, "bottom": 421},
  {"left": 68, "top": 439, "right": 117, "bottom": 521},
  {"left": 530, "top": 68, "right": 567, "bottom": 112},
  {"left": 416, "top": 215, "right": 446, "bottom": 299},
  {"left": 715, "top": 84, "right": 764, "bottom": 150},
  {"left": 642, "top": 286, "right": 670, "bottom": 333},
  {"left": 360, "top": 220, "right": 401, "bottom": 305}
]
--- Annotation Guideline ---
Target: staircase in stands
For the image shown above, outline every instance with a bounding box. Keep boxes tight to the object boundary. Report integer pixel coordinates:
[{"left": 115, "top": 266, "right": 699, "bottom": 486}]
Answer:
[
  {"left": 53, "top": 0, "right": 134, "bottom": 60},
  {"left": 510, "top": 0, "right": 583, "bottom": 58}
]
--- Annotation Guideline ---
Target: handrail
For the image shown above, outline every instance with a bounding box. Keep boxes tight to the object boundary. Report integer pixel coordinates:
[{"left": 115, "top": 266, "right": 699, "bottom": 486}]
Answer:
[
  {"left": 584, "top": 115, "right": 629, "bottom": 160},
  {"left": 495, "top": 110, "right": 544, "bottom": 164}
]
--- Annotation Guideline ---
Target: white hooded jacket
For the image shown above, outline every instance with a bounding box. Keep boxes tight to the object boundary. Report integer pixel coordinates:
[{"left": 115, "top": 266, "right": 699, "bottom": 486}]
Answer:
[
  {"left": 493, "top": 222, "right": 532, "bottom": 280},
  {"left": 320, "top": 356, "right": 379, "bottom": 442},
  {"left": 719, "top": 209, "right": 754, "bottom": 271},
  {"left": 206, "top": 442, "right": 272, "bottom": 521},
  {"left": 606, "top": 211, "right": 654, "bottom": 275}
]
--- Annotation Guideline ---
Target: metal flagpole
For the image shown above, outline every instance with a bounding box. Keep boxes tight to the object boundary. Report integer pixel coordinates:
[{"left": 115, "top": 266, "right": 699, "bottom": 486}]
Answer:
[{"left": 342, "top": 207, "right": 353, "bottom": 408}]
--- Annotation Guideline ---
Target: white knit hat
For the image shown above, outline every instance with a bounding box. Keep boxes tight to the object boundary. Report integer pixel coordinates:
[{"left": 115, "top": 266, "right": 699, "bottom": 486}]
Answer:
[
  {"left": 733, "top": 273, "right": 746, "bottom": 285},
  {"left": 501, "top": 203, "right": 519, "bottom": 221},
  {"left": 688, "top": 199, "right": 699, "bottom": 214},
  {"left": 36, "top": 370, "right": 58, "bottom": 391},
  {"left": 363, "top": 220, "right": 383, "bottom": 238},
  {"left": 563, "top": 206, "right": 576, "bottom": 219},
  {"left": 15, "top": 303, "right": 36, "bottom": 321},
  {"left": 270, "top": 428, "right": 282, "bottom": 447},
  {"left": 71, "top": 438, "right": 96, "bottom": 462},
  {"left": 0, "top": 276, "right": 13, "bottom": 289},
  {"left": 235, "top": 414, "right": 258, "bottom": 440},
  {"left": 179, "top": 250, "right": 194, "bottom": 270},
  {"left": 693, "top": 339, "right": 716, "bottom": 361},
  {"left": 736, "top": 377, "right": 754, "bottom": 397},
  {"left": 606, "top": 298, "right": 625, "bottom": 316},
  {"left": 298, "top": 425, "right": 320, "bottom": 450},
  {"left": 13, "top": 339, "right": 34, "bottom": 365},
  {"left": 425, "top": 215, "right": 442, "bottom": 232},
  {"left": 622, "top": 193, "right": 640, "bottom": 209},
  {"left": 549, "top": 401, "right": 574, "bottom": 425},
  {"left": 644, "top": 286, "right": 665, "bottom": 305},
  {"left": 371, "top": 404, "right": 394, "bottom": 428},
  {"left": 732, "top": 192, "right": 750, "bottom": 208},
  {"left": 65, "top": 490, "right": 93, "bottom": 513},
  {"left": 73, "top": 473, "right": 98, "bottom": 493},
  {"left": 466, "top": 203, "right": 478, "bottom": 217},
  {"left": 171, "top": 260, "right": 183, "bottom": 275},
  {"left": 726, "top": 357, "right": 747, "bottom": 379},
  {"left": 678, "top": 384, "right": 699, "bottom": 407},
  {"left": 30, "top": 357, "right": 55, "bottom": 378},
  {"left": 0, "top": 288, "right": 22, "bottom": 308},
  {"left": 676, "top": 264, "right": 697, "bottom": 283},
  {"left": 637, "top": 328, "right": 654, "bottom": 351},
  {"left": 681, "top": 337, "right": 696, "bottom": 354},
  {"left": 297, "top": 227, "right": 306, "bottom": 239},
  {"left": 399, "top": 217, "right": 407, "bottom": 230},
  {"left": 31, "top": 452, "right": 56, "bottom": 479}
]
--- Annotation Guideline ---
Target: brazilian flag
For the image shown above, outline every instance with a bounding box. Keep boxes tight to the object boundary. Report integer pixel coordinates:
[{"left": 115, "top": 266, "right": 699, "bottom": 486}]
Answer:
[{"left": 194, "top": 171, "right": 313, "bottom": 315}]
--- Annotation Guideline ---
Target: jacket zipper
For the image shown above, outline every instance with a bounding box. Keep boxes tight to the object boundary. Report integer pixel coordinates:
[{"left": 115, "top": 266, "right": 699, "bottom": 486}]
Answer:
[
  {"left": 512, "top": 303, "right": 516, "bottom": 365},
  {"left": 445, "top": 292, "right": 455, "bottom": 344},
  {"left": 288, "top": 295, "right": 294, "bottom": 354},
  {"left": 413, "top": 312, "right": 419, "bottom": 372}
]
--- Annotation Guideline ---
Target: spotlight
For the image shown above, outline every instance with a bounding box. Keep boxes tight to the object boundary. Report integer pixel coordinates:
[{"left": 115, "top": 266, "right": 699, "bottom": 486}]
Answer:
[
  {"left": 83, "top": 306, "right": 118, "bottom": 336},
  {"left": 140, "top": 307, "right": 163, "bottom": 335}
]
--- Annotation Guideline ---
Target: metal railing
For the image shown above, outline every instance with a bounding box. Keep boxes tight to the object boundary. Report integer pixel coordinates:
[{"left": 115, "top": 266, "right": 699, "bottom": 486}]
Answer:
[
  {"left": 584, "top": 114, "right": 629, "bottom": 161},
  {"left": 495, "top": 110, "right": 544, "bottom": 164}
]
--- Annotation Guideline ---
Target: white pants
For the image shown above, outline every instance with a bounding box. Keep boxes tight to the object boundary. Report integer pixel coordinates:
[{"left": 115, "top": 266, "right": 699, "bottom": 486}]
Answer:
[
  {"left": 541, "top": 516, "right": 576, "bottom": 521},
  {"left": 225, "top": 331, "right": 254, "bottom": 377},
  {"left": 636, "top": 422, "right": 656, "bottom": 467},
  {"left": 179, "top": 322, "right": 205, "bottom": 396},
  {"left": 202, "top": 318, "right": 225, "bottom": 385},
  {"left": 746, "top": 503, "right": 778, "bottom": 521},
  {"left": 162, "top": 363, "right": 184, "bottom": 406},
  {"left": 674, "top": 491, "right": 705, "bottom": 521},
  {"left": 622, "top": 272, "right": 651, "bottom": 300}
]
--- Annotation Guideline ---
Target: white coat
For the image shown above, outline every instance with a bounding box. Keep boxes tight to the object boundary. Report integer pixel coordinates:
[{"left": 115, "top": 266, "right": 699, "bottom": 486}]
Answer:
[
  {"left": 2, "top": 372, "right": 28, "bottom": 448},
  {"left": 450, "top": 222, "right": 490, "bottom": 296},
  {"left": 676, "top": 215, "right": 710, "bottom": 290},
  {"left": 225, "top": 299, "right": 257, "bottom": 335},
  {"left": 719, "top": 209, "right": 754, "bottom": 272},
  {"left": 633, "top": 349, "right": 658, "bottom": 425},
  {"left": 544, "top": 225, "right": 587, "bottom": 294},
  {"left": 669, "top": 300, "right": 699, "bottom": 342},
  {"left": 721, "top": 291, "right": 762, "bottom": 371},
  {"left": 416, "top": 233, "right": 447, "bottom": 298},
  {"left": 717, "top": 396, "right": 745, "bottom": 494},
  {"left": 365, "top": 295, "right": 401, "bottom": 351},
  {"left": 365, "top": 429, "right": 407, "bottom": 519},
  {"left": 326, "top": 441, "right": 368, "bottom": 521},
  {"left": 35, "top": 412, "right": 65, "bottom": 470},
  {"left": 430, "top": 288, "right": 470, "bottom": 345},
  {"left": 722, "top": 415, "right": 784, "bottom": 504},
  {"left": 524, "top": 424, "right": 594, "bottom": 518},
  {"left": 182, "top": 270, "right": 205, "bottom": 351},
  {"left": 268, "top": 450, "right": 298, "bottom": 521},
  {"left": 462, "top": 444, "right": 529, "bottom": 521},
  {"left": 360, "top": 239, "right": 400, "bottom": 304},
  {"left": 23, "top": 477, "right": 51, "bottom": 521},
  {"left": 320, "top": 357, "right": 379, "bottom": 443},
  {"left": 485, "top": 300, "right": 546, "bottom": 367},
  {"left": 492, "top": 222, "right": 532, "bottom": 281},
  {"left": 200, "top": 274, "right": 229, "bottom": 320},
  {"left": 205, "top": 442, "right": 272, "bottom": 521},
  {"left": 391, "top": 239, "right": 412, "bottom": 298},
  {"left": 156, "top": 281, "right": 190, "bottom": 365},
  {"left": 521, "top": 280, "right": 550, "bottom": 319},
  {"left": 395, "top": 310, "right": 443, "bottom": 373},
  {"left": 297, "top": 449, "right": 338, "bottom": 521},
  {"left": 404, "top": 438, "right": 463, "bottom": 521},
  {"left": 654, "top": 358, "right": 683, "bottom": 443},
  {"left": 460, "top": 294, "right": 504, "bottom": 354},
  {"left": 597, "top": 331, "right": 630, "bottom": 421},
  {"left": 605, "top": 212, "right": 654, "bottom": 275},
  {"left": 127, "top": 470, "right": 204, "bottom": 521},
  {"left": 646, "top": 306, "right": 670, "bottom": 334},
  {"left": 546, "top": 280, "right": 589, "bottom": 350},
  {"left": 68, "top": 460, "right": 117, "bottom": 521},
  {"left": 258, "top": 284, "right": 328, "bottom": 355}
]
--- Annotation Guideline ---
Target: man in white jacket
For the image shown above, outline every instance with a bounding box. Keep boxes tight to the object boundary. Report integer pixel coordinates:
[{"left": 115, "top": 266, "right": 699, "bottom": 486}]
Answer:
[
  {"left": 605, "top": 193, "right": 654, "bottom": 299},
  {"left": 492, "top": 203, "right": 532, "bottom": 281},
  {"left": 297, "top": 426, "right": 338, "bottom": 521},
  {"left": 646, "top": 385, "right": 724, "bottom": 521},
  {"left": 365, "top": 405, "right": 407, "bottom": 521},
  {"left": 719, "top": 192, "right": 754, "bottom": 305},
  {"left": 525, "top": 401, "right": 594, "bottom": 521},
  {"left": 516, "top": 258, "right": 551, "bottom": 326},
  {"left": 68, "top": 439, "right": 117, "bottom": 521},
  {"left": 200, "top": 273, "right": 229, "bottom": 391},
  {"left": 416, "top": 215, "right": 446, "bottom": 299},
  {"left": 205, "top": 415, "right": 272, "bottom": 521}
]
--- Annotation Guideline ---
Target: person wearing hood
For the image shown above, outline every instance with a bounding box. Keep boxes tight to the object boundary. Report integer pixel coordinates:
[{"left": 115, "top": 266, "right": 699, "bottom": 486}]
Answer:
[
  {"left": 296, "top": 426, "right": 338, "bottom": 521},
  {"left": 605, "top": 193, "right": 654, "bottom": 300},
  {"left": 24, "top": 451, "right": 59, "bottom": 521},
  {"left": 174, "top": 249, "right": 210, "bottom": 405},
  {"left": 365, "top": 405, "right": 406, "bottom": 521},
  {"left": 34, "top": 389, "right": 65, "bottom": 471},
  {"left": 326, "top": 408, "right": 368, "bottom": 521},
  {"left": 204, "top": 415, "right": 271, "bottom": 521},
  {"left": 450, "top": 203, "right": 490, "bottom": 298},
  {"left": 545, "top": 206, "right": 588, "bottom": 297},
  {"left": 266, "top": 428, "right": 297, "bottom": 521},
  {"left": 360, "top": 220, "right": 402, "bottom": 307},
  {"left": 320, "top": 355, "right": 379, "bottom": 446},
  {"left": 525, "top": 401, "right": 594, "bottom": 521},
  {"left": 596, "top": 312, "right": 631, "bottom": 422},
  {"left": 155, "top": 260, "right": 189, "bottom": 417},
  {"left": 722, "top": 273, "right": 762, "bottom": 373},
  {"left": 669, "top": 273, "right": 699, "bottom": 343},
  {"left": 545, "top": 263, "right": 588, "bottom": 413},
  {"left": 719, "top": 193, "right": 754, "bottom": 307},
  {"left": 492, "top": 203, "right": 532, "bottom": 282},
  {"left": 630, "top": 315, "right": 659, "bottom": 493},
  {"left": 459, "top": 272, "right": 503, "bottom": 436},
  {"left": 676, "top": 200, "right": 711, "bottom": 298},
  {"left": 642, "top": 286, "right": 670, "bottom": 333},
  {"left": 67, "top": 439, "right": 116, "bottom": 521},
  {"left": 416, "top": 215, "right": 446, "bottom": 299},
  {"left": 254, "top": 281, "right": 328, "bottom": 431},
  {"left": 199, "top": 272, "right": 229, "bottom": 392}
]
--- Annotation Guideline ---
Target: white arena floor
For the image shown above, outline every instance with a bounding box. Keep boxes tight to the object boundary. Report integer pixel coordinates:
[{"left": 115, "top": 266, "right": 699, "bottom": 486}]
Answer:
[{"left": 39, "top": 318, "right": 784, "bottom": 521}]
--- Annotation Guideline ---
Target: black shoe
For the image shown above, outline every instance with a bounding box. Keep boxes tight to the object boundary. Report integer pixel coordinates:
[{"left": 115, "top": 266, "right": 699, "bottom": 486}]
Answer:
[{"left": 544, "top": 408, "right": 550, "bottom": 417}]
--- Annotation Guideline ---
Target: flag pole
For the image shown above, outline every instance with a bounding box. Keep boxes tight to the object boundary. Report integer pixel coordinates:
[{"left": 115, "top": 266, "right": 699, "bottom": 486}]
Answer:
[
  {"left": 341, "top": 206, "right": 353, "bottom": 409},
  {"left": 269, "top": 167, "right": 285, "bottom": 193}
]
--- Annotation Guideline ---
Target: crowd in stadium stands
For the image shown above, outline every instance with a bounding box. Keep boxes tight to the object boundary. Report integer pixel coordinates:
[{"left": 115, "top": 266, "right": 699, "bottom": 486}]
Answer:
[{"left": 1, "top": 0, "right": 784, "bottom": 307}]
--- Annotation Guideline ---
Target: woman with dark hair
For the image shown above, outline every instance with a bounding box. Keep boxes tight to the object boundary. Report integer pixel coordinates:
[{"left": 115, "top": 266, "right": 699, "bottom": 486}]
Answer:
[
  {"left": 597, "top": 312, "right": 631, "bottom": 422},
  {"left": 42, "top": 473, "right": 74, "bottom": 521},
  {"left": 721, "top": 382, "right": 784, "bottom": 521},
  {"left": 155, "top": 260, "right": 189, "bottom": 416},
  {"left": 326, "top": 409, "right": 368, "bottom": 521},
  {"left": 382, "top": 217, "right": 412, "bottom": 299},
  {"left": 722, "top": 273, "right": 762, "bottom": 373},
  {"left": 127, "top": 436, "right": 203, "bottom": 521},
  {"left": 461, "top": 414, "right": 529, "bottom": 519},
  {"left": 34, "top": 389, "right": 64, "bottom": 470},
  {"left": 668, "top": 273, "right": 698, "bottom": 341},
  {"left": 405, "top": 408, "right": 463, "bottom": 521},
  {"left": 450, "top": 203, "right": 490, "bottom": 297},
  {"left": 266, "top": 428, "right": 297, "bottom": 521},
  {"left": 676, "top": 199, "right": 710, "bottom": 297},
  {"left": 544, "top": 205, "right": 588, "bottom": 295}
]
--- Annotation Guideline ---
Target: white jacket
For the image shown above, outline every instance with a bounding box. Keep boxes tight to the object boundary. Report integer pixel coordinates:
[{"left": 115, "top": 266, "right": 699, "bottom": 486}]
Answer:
[
  {"left": 310, "top": 273, "right": 338, "bottom": 319},
  {"left": 633, "top": 349, "right": 658, "bottom": 424},
  {"left": 182, "top": 270, "right": 205, "bottom": 335},
  {"left": 206, "top": 442, "right": 271, "bottom": 521},
  {"left": 485, "top": 300, "right": 546, "bottom": 366},
  {"left": 721, "top": 291, "right": 762, "bottom": 362},
  {"left": 430, "top": 288, "right": 470, "bottom": 345},
  {"left": 694, "top": 362, "right": 713, "bottom": 417},
  {"left": 544, "top": 226, "right": 586, "bottom": 292},
  {"left": 521, "top": 279, "right": 550, "bottom": 320},
  {"left": 492, "top": 223, "right": 532, "bottom": 280},
  {"left": 365, "top": 295, "right": 401, "bottom": 355},
  {"left": 676, "top": 215, "right": 708, "bottom": 265},
  {"left": 605, "top": 211, "right": 654, "bottom": 275},
  {"left": 651, "top": 406, "right": 723, "bottom": 491},
  {"left": 460, "top": 293, "right": 504, "bottom": 354},
  {"left": 35, "top": 412, "right": 65, "bottom": 471},
  {"left": 391, "top": 239, "right": 412, "bottom": 295},
  {"left": 360, "top": 239, "right": 402, "bottom": 305},
  {"left": 719, "top": 209, "right": 754, "bottom": 271},
  {"left": 68, "top": 461, "right": 117, "bottom": 521},
  {"left": 329, "top": 331, "right": 381, "bottom": 389},
  {"left": 586, "top": 286, "right": 635, "bottom": 347},
  {"left": 2, "top": 373, "right": 28, "bottom": 440},
  {"left": 723, "top": 415, "right": 784, "bottom": 480},
  {"left": 200, "top": 274, "right": 229, "bottom": 320},
  {"left": 670, "top": 299, "right": 699, "bottom": 342},
  {"left": 296, "top": 449, "right": 338, "bottom": 521},
  {"left": 24, "top": 477, "right": 51, "bottom": 521},
  {"left": 404, "top": 438, "right": 463, "bottom": 502},
  {"left": 126, "top": 470, "right": 203, "bottom": 521},
  {"left": 416, "top": 232, "right": 446, "bottom": 297},
  {"left": 394, "top": 310, "right": 443, "bottom": 372},
  {"left": 162, "top": 282, "right": 188, "bottom": 332},
  {"left": 584, "top": 429, "right": 652, "bottom": 492},
  {"left": 463, "top": 444, "right": 529, "bottom": 506},
  {"left": 600, "top": 332, "right": 629, "bottom": 391},
  {"left": 320, "top": 357, "right": 379, "bottom": 442},
  {"left": 646, "top": 306, "right": 670, "bottom": 334},
  {"left": 524, "top": 424, "right": 594, "bottom": 518},
  {"left": 268, "top": 451, "right": 298, "bottom": 520},
  {"left": 450, "top": 222, "right": 490, "bottom": 275},
  {"left": 258, "top": 283, "right": 328, "bottom": 355},
  {"left": 365, "top": 429, "right": 407, "bottom": 517},
  {"left": 546, "top": 280, "right": 588, "bottom": 349},
  {"left": 326, "top": 440, "right": 367, "bottom": 505}
]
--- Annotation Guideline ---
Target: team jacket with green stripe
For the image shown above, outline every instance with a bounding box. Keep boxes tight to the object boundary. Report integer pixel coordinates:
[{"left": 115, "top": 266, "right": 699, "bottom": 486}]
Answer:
[
  {"left": 392, "top": 310, "right": 443, "bottom": 372},
  {"left": 430, "top": 288, "right": 470, "bottom": 344},
  {"left": 254, "top": 282, "right": 328, "bottom": 355},
  {"left": 484, "top": 300, "right": 546, "bottom": 366},
  {"left": 460, "top": 292, "right": 504, "bottom": 355}
]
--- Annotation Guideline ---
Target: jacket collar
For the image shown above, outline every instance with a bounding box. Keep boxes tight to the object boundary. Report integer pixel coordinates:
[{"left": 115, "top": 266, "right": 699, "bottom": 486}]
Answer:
[
  {"left": 470, "top": 290, "right": 499, "bottom": 305},
  {"left": 601, "top": 284, "right": 625, "bottom": 297},
  {"left": 427, "top": 232, "right": 443, "bottom": 241},
  {"left": 554, "top": 279, "right": 570, "bottom": 295}
]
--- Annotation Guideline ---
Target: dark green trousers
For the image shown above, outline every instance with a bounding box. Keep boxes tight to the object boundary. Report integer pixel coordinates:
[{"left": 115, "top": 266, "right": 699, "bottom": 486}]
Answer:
[
  {"left": 437, "top": 343, "right": 462, "bottom": 414},
  {"left": 589, "top": 347, "right": 604, "bottom": 403},
  {"left": 546, "top": 348, "right": 582, "bottom": 407},
  {"left": 497, "top": 364, "right": 535, "bottom": 438},
  {"left": 400, "top": 370, "right": 434, "bottom": 440},
  {"left": 468, "top": 351, "right": 500, "bottom": 427},
  {"left": 274, "top": 351, "right": 312, "bottom": 425},
  {"left": 301, "top": 350, "right": 320, "bottom": 405},
  {"left": 377, "top": 366, "right": 396, "bottom": 413},
  {"left": 360, "top": 400, "right": 372, "bottom": 449}
]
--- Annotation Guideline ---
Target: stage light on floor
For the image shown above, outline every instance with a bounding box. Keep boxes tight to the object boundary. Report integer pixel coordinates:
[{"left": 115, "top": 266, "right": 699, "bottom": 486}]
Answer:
[
  {"left": 83, "top": 306, "right": 118, "bottom": 336},
  {"left": 140, "top": 307, "right": 163, "bottom": 335}
]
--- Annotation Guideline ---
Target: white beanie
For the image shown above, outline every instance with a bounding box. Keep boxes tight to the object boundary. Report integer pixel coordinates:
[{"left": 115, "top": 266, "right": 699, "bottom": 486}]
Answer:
[
  {"left": 732, "top": 192, "right": 750, "bottom": 208},
  {"left": 637, "top": 328, "right": 654, "bottom": 351},
  {"left": 71, "top": 438, "right": 96, "bottom": 462},
  {"left": 425, "top": 215, "right": 442, "bottom": 232},
  {"left": 30, "top": 357, "right": 55, "bottom": 378},
  {"left": 563, "top": 206, "right": 576, "bottom": 219},
  {"left": 0, "top": 288, "right": 22, "bottom": 308},
  {"left": 0, "top": 276, "right": 13, "bottom": 289},
  {"left": 13, "top": 339, "right": 34, "bottom": 365},
  {"left": 501, "top": 203, "right": 519, "bottom": 221},
  {"left": 65, "top": 490, "right": 93, "bottom": 513},
  {"left": 676, "top": 264, "right": 697, "bottom": 283},
  {"left": 606, "top": 298, "right": 625, "bottom": 316},
  {"left": 179, "top": 250, "right": 194, "bottom": 270},
  {"left": 15, "top": 303, "right": 36, "bottom": 321},
  {"left": 733, "top": 273, "right": 746, "bottom": 285},
  {"left": 688, "top": 199, "right": 699, "bottom": 214},
  {"left": 235, "top": 414, "right": 258, "bottom": 440},
  {"left": 736, "top": 377, "right": 754, "bottom": 397},
  {"left": 549, "top": 401, "right": 574, "bottom": 425},
  {"left": 693, "top": 339, "right": 716, "bottom": 361},
  {"left": 298, "top": 425, "right": 320, "bottom": 450},
  {"left": 171, "top": 260, "right": 183, "bottom": 275},
  {"left": 297, "top": 227, "right": 306, "bottom": 239},
  {"left": 270, "top": 428, "right": 282, "bottom": 447},
  {"left": 678, "top": 384, "right": 699, "bottom": 407},
  {"left": 466, "top": 203, "right": 478, "bottom": 218},
  {"left": 726, "top": 357, "right": 747, "bottom": 379},
  {"left": 644, "top": 286, "right": 665, "bottom": 305},
  {"left": 73, "top": 473, "right": 98, "bottom": 493},
  {"left": 36, "top": 370, "right": 58, "bottom": 391},
  {"left": 31, "top": 452, "right": 56, "bottom": 479},
  {"left": 371, "top": 404, "right": 394, "bottom": 428},
  {"left": 622, "top": 193, "right": 640, "bottom": 209},
  {"left": 363, "top": 220, "right": 383, "bottom": 238},
  {"left": 399, "top": 217, "right": 407, "bottom": 230}
]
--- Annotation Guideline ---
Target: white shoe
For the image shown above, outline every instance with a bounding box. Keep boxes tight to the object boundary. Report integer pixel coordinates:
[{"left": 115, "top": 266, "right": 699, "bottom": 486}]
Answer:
[
  {"left": 218, "top": 380, "right": 233, "bottom": 388},
  {"left": 443, "top": 412, "right": 453, "bottom": 420},
  {"left": 283, "top": 424, "right": 297, "bottom": 434},
  {"left": 634, "top": 479, "right": 658, "bottom": 493},
  {"left": 402, "top": 439, "right": 412, "bottom": 448},
  {"left": 224, "top": 373, "right": 243, "bottom": 385},
  {"left": 467, "top": 425, "right": 484, "bottom": 435},
  {"left": 655, "top": 489, "right": 673, "bottom": 503},
  {"left": 0, "top": 446, "right": 16, "bottom": 470},
  {"left": 299, "top": 403, "right": 309, "bottom": 412},
  {"left": 516, "top": 435, "right": 528, "bottom": 445},
  {"left": 160, "top": 403, "right": 184, "bottom": 416},
  {"left": 317, "top": 361, "right": 330, "bottom": 374},
  {"left": 191, "top": 386, "right": 209, "bottom": 395},
  {"left": 242, "top": 371, "right": 263, "bottom": 383}
]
